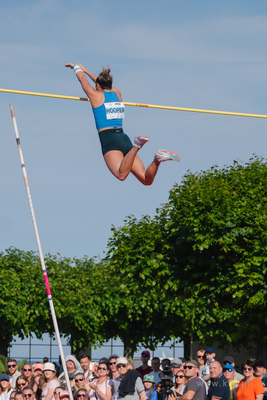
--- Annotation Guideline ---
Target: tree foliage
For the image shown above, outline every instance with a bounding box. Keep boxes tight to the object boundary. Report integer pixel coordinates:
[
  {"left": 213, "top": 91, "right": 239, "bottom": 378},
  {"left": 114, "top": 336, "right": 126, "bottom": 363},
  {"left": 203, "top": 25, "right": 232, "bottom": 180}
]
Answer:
[
  {"left": 104, "top": 157, "right": 267, "bottom": 354},
  {"left": 1, "top": 157, "right": 267, "bottom": 357},
  {"left": 0, "top": 249, "right": 113, "bottom": 355},
  {"left": 160, "top": 157, "right": 267, "bottom": 348}
]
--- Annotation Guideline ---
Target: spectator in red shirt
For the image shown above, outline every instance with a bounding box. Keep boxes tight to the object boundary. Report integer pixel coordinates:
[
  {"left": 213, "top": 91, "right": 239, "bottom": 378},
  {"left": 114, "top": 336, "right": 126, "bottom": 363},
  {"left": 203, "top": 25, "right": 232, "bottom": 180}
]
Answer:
[{"left": 136, "top": 352, "right": 153, "bottom": 380}]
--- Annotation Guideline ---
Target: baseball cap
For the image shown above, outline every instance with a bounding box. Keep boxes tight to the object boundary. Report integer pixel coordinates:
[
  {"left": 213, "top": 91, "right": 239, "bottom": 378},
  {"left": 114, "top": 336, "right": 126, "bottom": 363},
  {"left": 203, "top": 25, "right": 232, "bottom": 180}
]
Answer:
[
  {"left": 116, "top": 357, "right": 128, "bottom": 365},
  {"left": 0, "top": 374, "right": 10, "bottom": 381},
  {"left": 185, "top": 360, "right": 198, "bottom": 368},
  {"left": 141, "top": 351, "right": 150, "bottom": 357},
  {"left": 223, "top": 356, "right": 235, "bottom": 364},
  {"left": 223, "top": 364, "right": 235, "bottom": 372},
  {"left": 143, "top": 374, "right": 155, "bottom": 383},
  {"left": 171, "top": 358, "right": 182, "bottom": 367},
  {"left": 59, "top": 391, "right": 69, "bottom": 399},
  {"left": 205, "top": 347, "right": 215, "bottom": 354}
]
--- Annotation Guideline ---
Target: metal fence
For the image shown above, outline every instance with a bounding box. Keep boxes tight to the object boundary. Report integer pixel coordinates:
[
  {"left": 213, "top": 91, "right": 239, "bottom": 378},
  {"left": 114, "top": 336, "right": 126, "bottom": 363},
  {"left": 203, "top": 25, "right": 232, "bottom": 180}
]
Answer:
[{"left": 8, "top": 334, "right": 184, "bottom": 363}]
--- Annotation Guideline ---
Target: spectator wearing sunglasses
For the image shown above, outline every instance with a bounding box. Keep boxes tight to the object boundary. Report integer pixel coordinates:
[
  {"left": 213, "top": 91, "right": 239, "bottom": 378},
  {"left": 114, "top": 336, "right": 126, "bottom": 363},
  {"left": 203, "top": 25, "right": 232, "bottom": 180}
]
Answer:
[
  {"left": 223, "top": 364, "right": 239, "bottom": 400},
  {"left": 19, "top": 366, "right": 36, "bottom": 391},
  {"left": 16, "top": 377, "right": 29, "bottom": 392},
  {"left": 73, "top": 373, "right": 90, "bottom": 394},
  {"left": 58, "top": 356, "right": 83, "bottom": 390},
  {"left": 20, "top": 367, "right": 33, "bottom": 384},
  {"left": 108, "top": 356, "right": 119, "bottom": 380},
  {"left": 168, "top": 369, "right": 187, "bottom": 399},
  {"left": 136, "top": 352, "right": 153, "bottom": 380},
  {"left": 75, "top": 389, "right": 88, "bottom": 400},
  {"left": 88, "top": 361, "right": 113, "bottom": 400},
  {"left": 23, "top": 386, "right": 36, "bottom": 400},
  {"left": 7, "top": 360, "right": 21, "bottom": 390},
  {"left": 115, "top": 357, "right": 145, "bottom": 400},
  {"left": 196, "top": 352, "right": 206, "bottom": 376},
  {"left": 179, "top": 360, "right": 206, "bottom": 400},
  {"left": 236, "top": 360, "right": 264, "bottom": 400},
  {"left": 222, "top": 357, "right": 243, "bottom": 383}
]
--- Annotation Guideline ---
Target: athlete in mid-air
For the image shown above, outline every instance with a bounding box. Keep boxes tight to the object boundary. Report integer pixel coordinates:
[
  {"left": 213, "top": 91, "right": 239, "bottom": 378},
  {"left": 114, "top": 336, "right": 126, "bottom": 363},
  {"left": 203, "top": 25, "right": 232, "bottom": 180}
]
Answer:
[{"left": 65, "top": 63, "right": 180, "bottom": 185}]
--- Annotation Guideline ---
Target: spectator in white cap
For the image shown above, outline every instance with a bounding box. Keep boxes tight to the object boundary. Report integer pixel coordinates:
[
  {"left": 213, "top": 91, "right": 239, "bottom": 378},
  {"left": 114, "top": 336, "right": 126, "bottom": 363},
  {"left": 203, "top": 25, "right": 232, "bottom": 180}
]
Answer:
[
  {"left": 113, "top": 358, "right": 145, "bottom": 400},
  {"left": 136, "top": 352, "right": 153, "bottom": 380},
  {"left": 40, "top": 363, "right": 60, "bottom": 400}
]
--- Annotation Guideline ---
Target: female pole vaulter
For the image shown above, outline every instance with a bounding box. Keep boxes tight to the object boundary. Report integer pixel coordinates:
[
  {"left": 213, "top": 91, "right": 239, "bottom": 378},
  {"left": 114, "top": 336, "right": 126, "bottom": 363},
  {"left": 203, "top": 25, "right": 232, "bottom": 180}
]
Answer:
[{"left": 65, "top": 63, "right": 180, "bottom": 185}]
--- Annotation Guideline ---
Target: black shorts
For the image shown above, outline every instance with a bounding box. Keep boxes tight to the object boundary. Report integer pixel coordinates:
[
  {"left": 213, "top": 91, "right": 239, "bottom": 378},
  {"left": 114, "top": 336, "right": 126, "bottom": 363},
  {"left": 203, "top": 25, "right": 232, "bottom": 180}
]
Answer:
[{"left": 98, "top": 128, "right": 133, "bottom": 156}]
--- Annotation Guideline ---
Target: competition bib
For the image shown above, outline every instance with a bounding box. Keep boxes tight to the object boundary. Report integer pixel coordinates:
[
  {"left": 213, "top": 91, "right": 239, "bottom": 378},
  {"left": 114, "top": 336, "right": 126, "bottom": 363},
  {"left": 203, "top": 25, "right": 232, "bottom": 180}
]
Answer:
[{"left": 104, "top": 102, "right": 125, "bottom": 119}]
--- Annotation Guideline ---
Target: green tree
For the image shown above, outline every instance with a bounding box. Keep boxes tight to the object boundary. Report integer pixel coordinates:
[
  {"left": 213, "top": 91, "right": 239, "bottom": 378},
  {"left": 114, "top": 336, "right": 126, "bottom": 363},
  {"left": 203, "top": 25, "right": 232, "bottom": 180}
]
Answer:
[
  {"left": 158, "top": 157, "right": 267, "bottom": 353},
  {"left": 104, "top": 157, "right": 267, "bottom": 357},
  {"left": 0, "top": 248, "right": 115, "bottom": 355},
  {"left": 104, "top": 215, "right": 184, "bottom": 357},
  {"left": 0, "top": 248, "right": 48, "bottom": 355}
]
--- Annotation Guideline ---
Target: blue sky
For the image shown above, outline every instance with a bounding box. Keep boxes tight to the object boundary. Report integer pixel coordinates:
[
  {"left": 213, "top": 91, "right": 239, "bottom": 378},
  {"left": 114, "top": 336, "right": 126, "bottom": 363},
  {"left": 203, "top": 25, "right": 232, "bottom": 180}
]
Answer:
[{"left": 1, "top": 0, "right": 267, "bottom": 260}]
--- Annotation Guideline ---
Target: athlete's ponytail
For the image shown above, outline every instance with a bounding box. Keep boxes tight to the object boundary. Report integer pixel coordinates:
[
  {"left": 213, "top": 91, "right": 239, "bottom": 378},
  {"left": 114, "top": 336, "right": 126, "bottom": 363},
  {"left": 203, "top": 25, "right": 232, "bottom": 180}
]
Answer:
[{"left": 96, "top": 67, "right": 113, "bottom": 89}]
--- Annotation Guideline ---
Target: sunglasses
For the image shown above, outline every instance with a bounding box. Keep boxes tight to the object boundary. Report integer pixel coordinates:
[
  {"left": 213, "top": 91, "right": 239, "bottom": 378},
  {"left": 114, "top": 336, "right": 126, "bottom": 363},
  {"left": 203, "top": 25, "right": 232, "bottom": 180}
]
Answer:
[
  {"left": 77, "top": 395, "right": 86, "bottom": 398},
  {"left": 197, "top": 356, "right": 204, "bottom": 359},
  {"left": 23, "top": 368, "right": 32, "bottom": 372},
  {"left": 24, "top": 395, "right": 33, "bottom": 398},
  {"left": 18, "top": 383, "right": 27, "bottom": 386},
  {"left": 175, "top": 375, "right": 185, "bottom": 379},
  {"left": 117, "top": 365, "right": 127, "bottom": 368},
  {"left": 109, "top": 362, "right": 116, "bottom": 365},
  {"left": 98, "top": 367, "right": 107, "bottom": 370},
  {"left": 8, "top": 364, "right": 16, "bottom": 368},
  {"left": 184, "top": 365, "right": 194, "bottom": 369},
  {"left": 243, "top": 367, "right": 252, "bottom": 371},
  {"left": 223, "top": 368, "right": 234, "bottom": 372},
  {"left": 75, "top": 378, "right": 84, "bottom": 382}
]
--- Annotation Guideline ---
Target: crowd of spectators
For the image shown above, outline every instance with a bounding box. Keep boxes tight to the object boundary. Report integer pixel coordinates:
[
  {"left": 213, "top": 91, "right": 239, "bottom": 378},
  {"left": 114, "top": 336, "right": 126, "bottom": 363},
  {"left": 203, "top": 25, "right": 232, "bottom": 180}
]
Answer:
[{"left": 0, "top": 348, "right": 266, "bottom": 400}]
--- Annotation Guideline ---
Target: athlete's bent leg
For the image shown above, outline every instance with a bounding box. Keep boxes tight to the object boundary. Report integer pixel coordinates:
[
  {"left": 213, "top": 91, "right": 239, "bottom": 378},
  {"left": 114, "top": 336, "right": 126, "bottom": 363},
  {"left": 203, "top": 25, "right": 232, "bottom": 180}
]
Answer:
[
  {"left": 131, "top": 155, "right": 160, "bottom": 186},
  {"left": 104, "top": 147, "right": 140, "bottom": 181}
]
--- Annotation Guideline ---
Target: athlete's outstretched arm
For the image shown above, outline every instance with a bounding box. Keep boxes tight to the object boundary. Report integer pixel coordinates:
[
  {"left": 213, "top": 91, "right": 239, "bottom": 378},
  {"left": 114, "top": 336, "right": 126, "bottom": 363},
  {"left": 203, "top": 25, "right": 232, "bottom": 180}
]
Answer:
[
  {"left": 65, "top": 63, "right": 97, "bottom": 101},
  {"left": 65, "top": 63, "right": 97, "bottom": 82}
]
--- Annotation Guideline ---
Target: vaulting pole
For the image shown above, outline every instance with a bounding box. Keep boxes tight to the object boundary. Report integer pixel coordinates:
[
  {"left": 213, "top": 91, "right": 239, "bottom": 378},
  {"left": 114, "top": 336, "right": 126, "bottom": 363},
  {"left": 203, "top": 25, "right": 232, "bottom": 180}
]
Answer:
[
  {"left": 2, "top": 88, "right": 267, "bottom": 119},
  {"left": 9, "top": 104, "right": 74, "bottom": 400}
]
